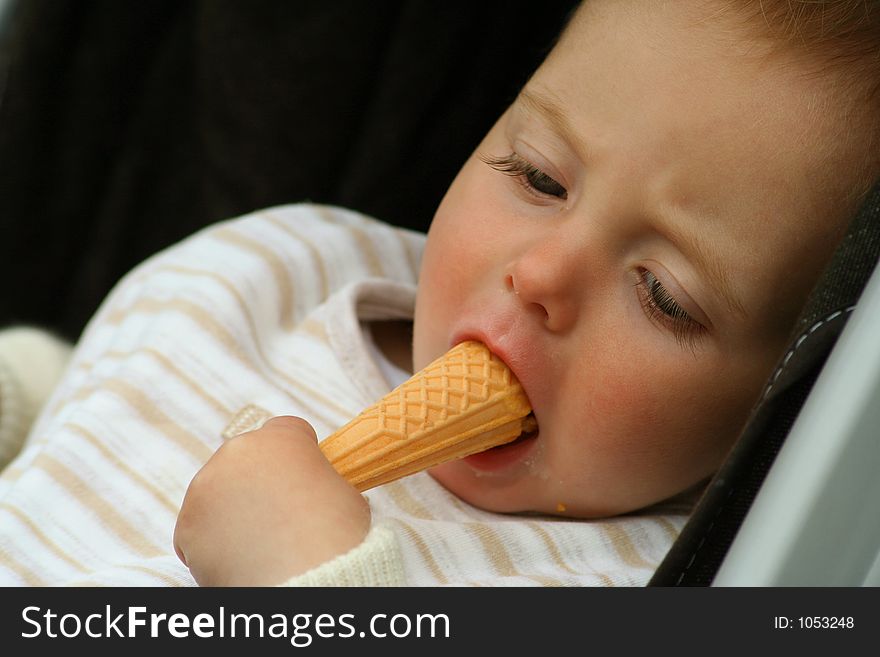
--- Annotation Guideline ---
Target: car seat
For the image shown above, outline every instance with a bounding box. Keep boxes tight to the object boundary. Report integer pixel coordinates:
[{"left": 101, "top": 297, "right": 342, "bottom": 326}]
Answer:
[
  {"left": 0, "top": 0, "right": 577, "bottom": 341},
  {"left": 650, "top": 180, "right": 880, "bottom": 586}
]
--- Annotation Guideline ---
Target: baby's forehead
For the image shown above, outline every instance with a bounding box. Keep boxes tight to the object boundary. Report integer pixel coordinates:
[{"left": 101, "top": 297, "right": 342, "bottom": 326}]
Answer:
[{"left": 544, "top": 1, "right": 878, "bottom": 194}]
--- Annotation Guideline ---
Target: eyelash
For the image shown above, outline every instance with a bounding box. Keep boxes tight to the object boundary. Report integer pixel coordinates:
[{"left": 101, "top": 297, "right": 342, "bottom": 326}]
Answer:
[
  {"left": 636, "top": 268, "right": 705, "bottom": 350},
  {"left": 482, "top": 153, "right": 568, "bottom": 200},
  {"left": 484, "top": 153, "right": 702, "bottom": 349}
]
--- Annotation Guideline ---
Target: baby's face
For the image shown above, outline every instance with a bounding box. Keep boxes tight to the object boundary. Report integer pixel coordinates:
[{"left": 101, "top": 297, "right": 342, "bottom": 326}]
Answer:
[{"left": 413, "top": 0, "right": 874, "bottom": 517}]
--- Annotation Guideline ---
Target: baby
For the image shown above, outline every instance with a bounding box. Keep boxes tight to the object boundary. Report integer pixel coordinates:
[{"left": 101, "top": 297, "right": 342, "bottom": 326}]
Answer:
[
  {"left": 173, "top": 0, "right": 880, "bottom": 585},
  {"left": 1, "top": 0, "right": 877, "bottom": 587}
]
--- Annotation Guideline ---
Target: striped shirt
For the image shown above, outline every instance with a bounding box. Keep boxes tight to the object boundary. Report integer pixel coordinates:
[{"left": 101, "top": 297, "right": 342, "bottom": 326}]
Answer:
[{"left": 0, "top": 204, "right": 689, "bottom": 586}]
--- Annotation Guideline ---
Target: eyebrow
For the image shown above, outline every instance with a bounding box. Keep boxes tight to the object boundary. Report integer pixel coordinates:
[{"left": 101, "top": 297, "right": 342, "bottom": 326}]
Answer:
[
  {"left": 660, "top": 213, "right": 748, "bottom": 320},
  {"left": 517, "top": 87, "right": 747, "bottom": 321},
  {"left": 518, "top": 89, "right": 590, "bottom": 162}
]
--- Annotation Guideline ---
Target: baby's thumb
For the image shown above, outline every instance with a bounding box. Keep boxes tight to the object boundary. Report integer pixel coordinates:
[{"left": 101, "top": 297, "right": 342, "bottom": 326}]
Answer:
[{"left": 263, "top": 415, "right": 319, "bottom": 442}]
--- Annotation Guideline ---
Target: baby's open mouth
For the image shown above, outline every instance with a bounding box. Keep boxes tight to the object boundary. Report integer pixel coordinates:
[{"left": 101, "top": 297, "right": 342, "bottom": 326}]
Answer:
[
  {"left": 465, "top": 412, "right": 539, "bottom": 472},
  {"left": 518, "top": 411, "right": 539, "bottom": 440},
  {"left": 489, "top": 412, "right": 538, "bottom": 451}
]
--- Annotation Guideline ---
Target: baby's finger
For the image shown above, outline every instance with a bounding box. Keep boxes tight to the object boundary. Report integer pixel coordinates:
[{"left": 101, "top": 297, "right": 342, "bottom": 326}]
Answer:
[{"left": 261, "top": 415, "right": 319, "bottom": 443}]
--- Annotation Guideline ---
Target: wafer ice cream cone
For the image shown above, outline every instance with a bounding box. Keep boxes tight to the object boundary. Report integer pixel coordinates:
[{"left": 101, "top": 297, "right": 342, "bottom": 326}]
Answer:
[{"left": 320, "top": 341, "right": 535, "bottom": 492}]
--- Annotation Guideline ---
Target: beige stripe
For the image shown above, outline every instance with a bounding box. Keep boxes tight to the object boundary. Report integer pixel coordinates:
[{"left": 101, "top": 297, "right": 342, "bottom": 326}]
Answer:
[
  {"left": 70, "top": 563, "right": 185, "bottom": 587},
  {"left": 102, "top": 378, "right": 214, "bottom": 463},
  {"left": 46, "top": 369, "right": 95, "bottom": 419},
  {"left": 298, "top": 317, "right": 330, "bottom": 343},
  {"left": 0, "top": 552, "right": 46, "bottom": 586},
  {"left": 146, "top": 263, "right": 258, "bottom": 323},
  {"left": 386, "top": 484, "right": 562, "bottom": 585},
  {"left": 66, "top": 357, "right": 93, "bottom": 373},
  {"left": 47, "top": 267, "right": 250, "bottom": 418},
  {"left": 66, "top": 423, "right": 179, "bottom": 514},
  {"left": 34, "top": 453, "right": 162, "bottom": 558},
  {"left": 29, "top": 373, "right": 211, "bottom": 476},
  {"left": 347, "top": 225, "right": 386, "bottom": 278},
  {"left": 389, "top": 519, "right": 448, "bottom": 585},
  {"left": 264, "top": 213, "right": 330, "bottom": 301},
  {"left": 655, "top": 516, "right": 683, "bottom": 544},
  {"left": 384, "top": 481, "right": 436, "bottom": 520},
  {"left": 464, "top": 523, "right": 563, "bottom": 586},
  {"left": 147, "top": 263, "right": 267, "bottom": 359},
  {"left": 601, "top": 522, "right": 654, "bottom": 570},
  {"left": 118, "top": 563, "right": 187, "bottom": 586},
  {"left": 463, "top": 523, "right": 516, "bottom": 577},
  {"left": 0, "top": 463, "right": 24, "bottom": 481},
  {"left": 596, "top": 571, "right": 614, "bottom": 586},
  {"left": 396, "top": 228, "right": 422, "bottom": 279},
  {"left": 527, "top": 573, "right": 565, "bottom": 586},
  {"left": 0, "top": 502, "right": 90, "bottom": 572},
  {"left": 140, "top": 347, "right": 233, "bottom": 415},
  {"left": 102, "top": 295, "right": 345, "bottom": 424},
  {"left": 65, "top": 348, "right": 232, "bottom": 417},
  {"left": 439, "top": 492, "right": 473, "bottom": 517},
  {"left": 526, "top": 522, "right": 580, "bottom": 575},
  {"left": 311, "top": 206, "right": 385, "bottom": 277},
  {"left": 51, "top": 344, "right": 235, "bottom": 424},
  {"left": 127, "top": 266, "right": 342, "bottom": 416},
  {"left": 211, "top": 227, "right": 296, "bottom": 330},
  {"left": 384, "top": 483, "right": 551, "bottom": 586}
]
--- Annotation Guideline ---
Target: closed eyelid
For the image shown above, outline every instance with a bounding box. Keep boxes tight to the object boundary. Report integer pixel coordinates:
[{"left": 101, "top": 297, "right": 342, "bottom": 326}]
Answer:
[
  {"left": 656, "top": 216, "right": 747, "bottom": 321},
  {"left": 516, "top": 89, "right": 591, "bottom": 164},
  {"left": 516, "top": 88, "right": 744, "bottom": 321},
  {"left": 639, "top": 264, "right": 707, "bottom": 324},
  {"left": 635, "top": 268, "right": 706, "bottom": 351},
  {"left": 481, "top": 152, "right": 568, "bottom": 200}
]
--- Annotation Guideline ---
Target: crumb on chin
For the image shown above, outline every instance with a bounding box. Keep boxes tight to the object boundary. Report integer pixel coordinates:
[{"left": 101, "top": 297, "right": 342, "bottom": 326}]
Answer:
[{"left": 556, "top": 502, "right": 566, "bottom": 513}]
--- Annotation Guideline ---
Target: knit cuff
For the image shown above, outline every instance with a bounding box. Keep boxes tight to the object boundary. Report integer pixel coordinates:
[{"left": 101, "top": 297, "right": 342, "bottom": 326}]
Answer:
[
  {"left": 0, "top": 357, "right": 27, "bottom": 469},
  {"left": 0, "top": 327, "right": 72, "bottom": 468},
  {"left": 278, "top": 524, "right": 406, "bottom": 587}
]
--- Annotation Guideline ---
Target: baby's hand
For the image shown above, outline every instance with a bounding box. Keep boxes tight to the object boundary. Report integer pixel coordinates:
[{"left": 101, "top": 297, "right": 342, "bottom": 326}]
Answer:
[{"left": 173, "top": 416, "right": 371, "bottom": 586}]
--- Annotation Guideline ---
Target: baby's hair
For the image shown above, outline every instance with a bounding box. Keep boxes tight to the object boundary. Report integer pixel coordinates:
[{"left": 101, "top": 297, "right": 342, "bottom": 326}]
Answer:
[
  {"left": 567, "top": 1, "right": 879, "bottom": 99},
  {"left": 733, "top": 0, "right": 880, "bottom": 197},
  {"left": 563, "top": 0, "right": 879, "bottom": 194},
  {"left": 735, "top": 0, "right": 879, "bottom": 98}
]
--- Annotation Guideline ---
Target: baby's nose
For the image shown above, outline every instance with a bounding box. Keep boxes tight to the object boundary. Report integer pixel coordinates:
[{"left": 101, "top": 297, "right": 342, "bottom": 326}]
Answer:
[{"left": 506, "top": 245, "right": 581, "bottom": 333}]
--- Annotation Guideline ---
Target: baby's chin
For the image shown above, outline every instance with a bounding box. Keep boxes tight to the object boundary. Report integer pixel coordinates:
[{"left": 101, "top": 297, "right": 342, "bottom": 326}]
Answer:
[
  {"left": 426, "top": 461, "right": 530, "bottom": 513},
  {"left": 426, "top": 461, "right": 582, "bottom": 517},
  {"left": 427, "top": 461, "right": 657, "bottom": 519}
]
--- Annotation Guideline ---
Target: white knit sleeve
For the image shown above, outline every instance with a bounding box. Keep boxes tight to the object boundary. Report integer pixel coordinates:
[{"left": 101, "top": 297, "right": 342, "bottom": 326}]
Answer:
[
  {"left": 278, "top": 524, "right": 406, "bottom": 587},
  {"left": 0, "top": 327, "right": 72, "bottom": 469}
]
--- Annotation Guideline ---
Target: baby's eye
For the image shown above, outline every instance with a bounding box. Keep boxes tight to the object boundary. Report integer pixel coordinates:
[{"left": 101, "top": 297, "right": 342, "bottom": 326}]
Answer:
[
  {"left": 636, "top": 268, "right": 705, "bottom": 348},
  {"left": 482, "top": 153, "right": 568, "bottom": 200},
  {"left": 521, "top": 164, "right": 567, "bottom": 199}
]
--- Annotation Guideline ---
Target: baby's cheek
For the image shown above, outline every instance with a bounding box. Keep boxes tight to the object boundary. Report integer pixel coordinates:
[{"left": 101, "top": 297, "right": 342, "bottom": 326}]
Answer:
[
  {"left": 584, "top": 354, "right": 667, "bottom": 431},
  {"left": 572, "top": 353, "right": 710, "bottom": 473}
]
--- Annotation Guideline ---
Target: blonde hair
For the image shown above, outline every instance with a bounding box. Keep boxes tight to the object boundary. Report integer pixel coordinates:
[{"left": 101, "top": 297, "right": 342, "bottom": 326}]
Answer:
[
  {"left": 723, "top": 0, "right": 879, "bottom": 199},
  {"left": 565, "top": 1, "right": 880, "bottom": 194},
  {"left": 736, "top": 0, "right": 880, "bottom": 99}
]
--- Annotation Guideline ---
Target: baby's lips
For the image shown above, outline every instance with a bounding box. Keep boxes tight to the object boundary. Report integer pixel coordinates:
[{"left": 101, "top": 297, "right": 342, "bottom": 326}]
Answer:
[
  {"left": 452, "top": 317, "right": 541, "bottom": 381},
  {"left": 319, "top": 341, "right": 534, "bottom": 491}
]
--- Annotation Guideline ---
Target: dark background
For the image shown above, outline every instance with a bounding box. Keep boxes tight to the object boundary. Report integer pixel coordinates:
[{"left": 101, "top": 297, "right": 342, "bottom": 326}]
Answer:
[{"left": 0, "top": 0, "right": 577, "bottom": 340}]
